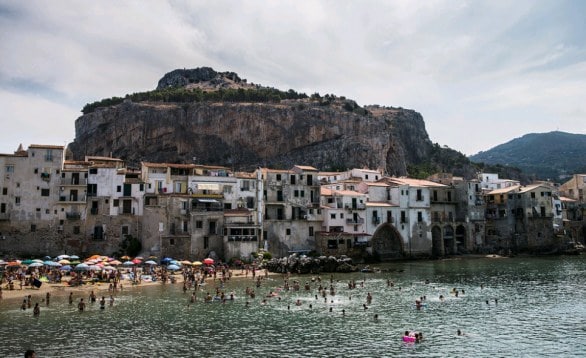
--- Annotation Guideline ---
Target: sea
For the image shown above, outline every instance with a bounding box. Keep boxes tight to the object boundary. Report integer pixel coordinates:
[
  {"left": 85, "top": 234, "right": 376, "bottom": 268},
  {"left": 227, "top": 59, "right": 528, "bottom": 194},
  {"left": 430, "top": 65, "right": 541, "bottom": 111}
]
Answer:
[{"left": 0, "top": 255, "right": 585, "bottom": 357}]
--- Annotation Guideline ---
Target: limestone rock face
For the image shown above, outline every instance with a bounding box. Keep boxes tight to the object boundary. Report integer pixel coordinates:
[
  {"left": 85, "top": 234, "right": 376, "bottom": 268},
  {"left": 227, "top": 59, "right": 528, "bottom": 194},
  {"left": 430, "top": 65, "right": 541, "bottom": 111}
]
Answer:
[{"left": 69, "top": 99, "right": 434, "bottom": 175}]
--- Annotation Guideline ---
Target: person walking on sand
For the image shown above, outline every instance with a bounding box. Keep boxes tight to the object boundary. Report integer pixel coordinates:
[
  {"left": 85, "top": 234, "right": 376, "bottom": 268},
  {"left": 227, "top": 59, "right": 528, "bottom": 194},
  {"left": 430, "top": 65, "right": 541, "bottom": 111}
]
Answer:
[{"left": 69, "top": 292, "right": 73, "bottom": 305}]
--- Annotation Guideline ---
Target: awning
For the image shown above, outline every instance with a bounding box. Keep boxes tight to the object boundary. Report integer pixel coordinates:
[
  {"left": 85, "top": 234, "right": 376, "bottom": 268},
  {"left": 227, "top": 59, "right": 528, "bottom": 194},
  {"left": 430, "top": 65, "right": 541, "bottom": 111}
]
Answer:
[
  {"left": 196, "top": 199, "right": 219, "bottom": 203},
  {"left": 196, "top": 183, "right": 220, "bottom": 191}
]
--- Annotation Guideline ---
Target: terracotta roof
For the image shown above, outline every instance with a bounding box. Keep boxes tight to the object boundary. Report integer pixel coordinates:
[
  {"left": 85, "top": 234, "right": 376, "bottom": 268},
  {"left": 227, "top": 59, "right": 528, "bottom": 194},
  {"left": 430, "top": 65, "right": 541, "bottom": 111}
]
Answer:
[
  {"left": 560, "top": 196, "right": 577, "bottom": 202},
  {"left": 487, "top": 185, "right": 521, "bottom": 195},
  {"left": 364, "top": 182, "right": 389, "bottom": 187},
  {"left": 383, "top": 177, "right": 446, "bottom": 188},
  {"left": 86, "top": 156, "right": 123, "bottom": 162}
]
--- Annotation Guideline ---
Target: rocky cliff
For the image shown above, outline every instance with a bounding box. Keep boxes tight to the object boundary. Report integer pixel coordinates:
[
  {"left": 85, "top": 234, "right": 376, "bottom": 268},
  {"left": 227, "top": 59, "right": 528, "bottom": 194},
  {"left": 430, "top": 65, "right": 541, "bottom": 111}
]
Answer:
[{"left": 69, "top": 68, "right": 472, "bottom": 176}]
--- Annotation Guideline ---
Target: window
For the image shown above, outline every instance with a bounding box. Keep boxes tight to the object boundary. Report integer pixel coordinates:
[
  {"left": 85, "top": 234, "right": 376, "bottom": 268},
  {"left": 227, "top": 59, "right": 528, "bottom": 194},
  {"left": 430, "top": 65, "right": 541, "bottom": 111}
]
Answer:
[
  {"left": 121, "top": 226, "right": 130, "bottom": 236},
  {"left": 196, "top": 221, "right": 203, "bottom": 229},
  {"left": 34, "top": 168, "right": 39, "bottom": 174},
  {"left": 31, "top": 224, "right": 36, "bottom": 232},
  {"left": 204, "top": 236, "right": 209, "bottom": 249},
  {"left": 44, "top": 149, "right": 53, "bottom": 161},
  {"left": 36, "top": 208, "right": 41, "bottom": 212},
  {"left": 365, "top": 175, "right": 369, "bottom": 180},
  {"left": 139, "top": 183, "right": 144, "bottom": 191},
  {"left": 309, "top": 227, "right": 314, "bottom": 236},
  {"left": 301, "top": 190, "right": 305, "bottom": 197},
  {"left": 416, "top": 189, "right": 423, "bottom": 201},
  {"left": 117, "top": 185, "right": 121, "bottom": 192},
  {"left": 531, "top": 192, "right": 536, "bottom": 198},
  {"left": 113, "top": 199, "right": 119, "bottom": 207},
  {"left": 170, "top": 238, "right": 175, "bottom": 246},
  {"left": 294, "top": 190, "right": 299, "bottom": 197},
  {"left": 290, "top": 175, "right": 296, "bottom": 185},
  {"left": 45, "top": 209, "right": 49, "bottom": 214},
  {"left": 41, "top": 189, "right": 50, "bottom": 196},
  {"left": 340, "top": 213, "right": 344, "bottom": 219},
  {"left": 223, "top": 185, "right": 232, "bottom": 193},
  {"left": 276, "top": 174, "right": 281, "bottom": 181},
  {"left": 89, "top": 168, "right": 98, "bottom": 174},
  {"left": 73, "top": 226, "right": 80, "bottom": 234},
  {"left": 15, "top": 197, "right": 20, "bottom": 205},
  {"left": 330, "top": 213, "right": 336, "bottom": 219},
  {"left": 286, "top": 228, "right": 291, "bottom": 235},
  {"left": 417, "top": 212, "right": 423, "bottom": 222},
  {"left": 2, "top": 188, "right": 6, "bottom": 195},
  {"left": 0, "top": 203, "right": 6, "bottom": 213},
  {"left": 400, "top": 211, "right": 406, "bottom": 223},
  {"left": 5, "top": 165, "right": 14, "bottom": 173}
]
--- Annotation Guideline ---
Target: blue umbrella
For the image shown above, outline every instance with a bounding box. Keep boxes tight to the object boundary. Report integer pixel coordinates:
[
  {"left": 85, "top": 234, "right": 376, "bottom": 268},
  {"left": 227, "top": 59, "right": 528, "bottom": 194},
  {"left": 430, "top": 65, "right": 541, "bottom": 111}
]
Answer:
[
  {"left": 60, "top": 265, "right": 72, "bottom": 271},
  {"left": 167, "top": 264, "right": 180, "bottom": 271},
  {"left": 44, "top": 261, "right": 61, "bottom": 267},
  {"left": 69, "top": 255, "right": 80, "bottom": 260},
  {"left": 161, "top": 257, "right": 173, "bottom": 264},
  {"left": 29, "top": 262, "right": 43, "bottom": 267},
  {"left": 74, "top": 263, "right": 89, "bottom": 271},
  {"left": 123, "top": 261, "right": 135, "bottom": 266}
]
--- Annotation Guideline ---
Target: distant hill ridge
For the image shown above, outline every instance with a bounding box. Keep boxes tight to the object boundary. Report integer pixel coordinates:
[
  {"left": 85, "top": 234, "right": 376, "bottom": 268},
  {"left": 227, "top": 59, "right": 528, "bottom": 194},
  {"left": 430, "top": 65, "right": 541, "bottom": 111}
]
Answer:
[{"left": 469, "top": 131, "right": 586, "bottom": 180}]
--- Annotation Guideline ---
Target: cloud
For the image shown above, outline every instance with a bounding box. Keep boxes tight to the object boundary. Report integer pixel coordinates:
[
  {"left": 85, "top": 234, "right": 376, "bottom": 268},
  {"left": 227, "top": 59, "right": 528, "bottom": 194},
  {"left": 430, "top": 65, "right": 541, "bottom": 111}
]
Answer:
[{"left": 0, "top": 0, "right": 585, "bottom": 156}]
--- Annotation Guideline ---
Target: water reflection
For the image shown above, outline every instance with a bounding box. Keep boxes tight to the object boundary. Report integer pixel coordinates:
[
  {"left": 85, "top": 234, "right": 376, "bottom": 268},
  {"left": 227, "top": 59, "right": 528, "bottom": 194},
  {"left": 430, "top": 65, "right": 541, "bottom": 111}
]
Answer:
[{"left": 1, "top": 256, "right": 585, "bottom": 357}]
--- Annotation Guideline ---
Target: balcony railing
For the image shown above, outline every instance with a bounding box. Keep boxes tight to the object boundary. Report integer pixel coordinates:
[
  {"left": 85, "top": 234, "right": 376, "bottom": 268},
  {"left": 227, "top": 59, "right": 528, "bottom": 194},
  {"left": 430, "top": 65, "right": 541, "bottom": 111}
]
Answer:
[
  {"left": 60, "top": 178, "right": 88, "bottom": 186},
  {"left": 346, "top": 218, "right": 365, "bottom": 224},
  {"left": 345, "top": 203, "right": 366, "bottom": 210},
  {"left": 227, "top": 235, "right": 258, "bottom": 242},
  {"left": 59, "top": 196, "right": 87, "bottom": 203},
  {"left": 372, "top": 217, "right": 380, "bottom": 225}
]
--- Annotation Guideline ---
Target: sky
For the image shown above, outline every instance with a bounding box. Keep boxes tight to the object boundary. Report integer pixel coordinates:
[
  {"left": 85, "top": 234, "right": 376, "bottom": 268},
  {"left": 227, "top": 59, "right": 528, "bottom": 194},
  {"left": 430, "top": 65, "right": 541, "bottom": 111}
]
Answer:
[{"left": 1, "top": 0, "right": 585, "bottom": 156}]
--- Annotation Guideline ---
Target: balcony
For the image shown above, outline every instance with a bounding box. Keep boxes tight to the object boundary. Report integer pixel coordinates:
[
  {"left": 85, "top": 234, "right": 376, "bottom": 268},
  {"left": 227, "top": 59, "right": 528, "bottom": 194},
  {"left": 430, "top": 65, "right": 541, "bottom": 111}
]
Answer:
[
  {"left": 227, "top": 235, "right": 258, "bottom": 242},
  {"left": 345, "top": 203, "right": 366, "bottom": 210},
  {"left": 59, "top": 195, "right": 87, "bottom": 203},
  {"left": 372, "top": 216, "right": 381, "bottom": 225},
  {"left": 60, "top": 178, "right": 88, "bottom": 186},
  {"left": 66, "top": 212, "right": 81, "bottom": 220},
  {"left": 346, "top": 218, "right": 365, "bottom": 225}
]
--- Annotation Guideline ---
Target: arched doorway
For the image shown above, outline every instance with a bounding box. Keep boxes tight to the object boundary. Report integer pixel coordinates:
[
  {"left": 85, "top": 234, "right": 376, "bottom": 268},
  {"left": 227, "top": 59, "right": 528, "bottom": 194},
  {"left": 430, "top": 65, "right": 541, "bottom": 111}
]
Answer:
[
  {"left": 444, "top": 225, "right": 455, "bottom": 255},
  {"left": 371, "top": 224, "right": 404, "bottom": 260},
  {"left": 432, "top": 226, "right": 443, "bottom": 257},
  {"left": 456, "top": 225, "right": 467, "bottom": 253}
]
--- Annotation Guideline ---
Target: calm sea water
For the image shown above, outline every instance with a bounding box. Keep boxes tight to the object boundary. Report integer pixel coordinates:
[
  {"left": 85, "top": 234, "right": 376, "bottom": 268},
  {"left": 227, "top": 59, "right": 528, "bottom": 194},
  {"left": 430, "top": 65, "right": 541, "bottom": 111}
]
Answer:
[{"left": 1, "top": 256, "right": 585, "bottom": 357}]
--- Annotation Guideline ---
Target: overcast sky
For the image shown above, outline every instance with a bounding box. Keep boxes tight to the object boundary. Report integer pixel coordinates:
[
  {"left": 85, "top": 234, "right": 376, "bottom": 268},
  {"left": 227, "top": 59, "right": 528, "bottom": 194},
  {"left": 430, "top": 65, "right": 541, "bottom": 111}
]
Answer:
[{"left": 1, "top": 0, "right": 585, "bottom": 156}]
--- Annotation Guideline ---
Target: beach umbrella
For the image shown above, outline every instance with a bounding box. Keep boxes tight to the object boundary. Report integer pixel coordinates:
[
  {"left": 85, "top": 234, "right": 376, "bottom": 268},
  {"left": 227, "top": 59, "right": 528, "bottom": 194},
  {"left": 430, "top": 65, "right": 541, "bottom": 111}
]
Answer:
[
  {"left": 181, "top": 260, "right": 192, "bottom": 265},
  {"left": 203, "top": 258, "right": 214, "bottom": 265},
  {"left": 69, "top": 255, "right": 80, "bottom": 260},
  {"left": 110, "top": 260, "right": 122, "bottom": 266},
  {"left": 58, "top": 259, "right": 71, "bottom": 265},
  {"left": 43, "top": 256, "right": 52, "bottom": 260},
  {"left": 89, "top": 265, "right": 101, "bottom": 271},
  {"left": 169, "top": 260, "right": 180, "bottom": 266},
  {"left": 57, "top": 254, "right": 70, "bottom": 260},
  {"left": 161, "top": 257, "right": 173, "bottom": 264},
  {"left": 0, "top": 259, "right": 6, "bottom": 265},
  {"left": 167, "top": 264, "right": 180, "bottom": 271},
  {"left": 60, "top": 265, "right": 72, "bottom": 271},
  {"left": 134, "top": 256, "right": 144, "bottom": 260},
  {"left": 70, "top": 260, "right": 81, "bottom": 265},
  {"left": 44, "top": 260, "right": 61, "bottom": 267},
  {"left": 123, "top": 261, "right": 135, "bottom": 266},
  {"left": 7, "top": 260, "right": 21, "bottom": 267},
  {"left": 132, "top": 258, "right": 142, "bottom": 265},
  {"left": 22, "top": 259, "right": 34, "bottom": 265},
  {"left": 29, "top": 262, "right": 43, "bottom": 267},
  {"left": 192, "top": 261, "right": 202, "bottom": 266},
  {"left": 88, "top": 254, "right": 101, "bottom": 260},
  {"left": 121, "top": 255, "right": 131, "bottom": 260},
  {"left": 74, "top": 263, "right": 90, "bottom": 271},
  {"left": 145, "top": 260, "right": 157, "bottom": 265},
  {"left": 103, "top": 266, "right": 116, "bottom": 271},
  {"left": 32, "top": 259, "right": 44, "bottom": 263}
]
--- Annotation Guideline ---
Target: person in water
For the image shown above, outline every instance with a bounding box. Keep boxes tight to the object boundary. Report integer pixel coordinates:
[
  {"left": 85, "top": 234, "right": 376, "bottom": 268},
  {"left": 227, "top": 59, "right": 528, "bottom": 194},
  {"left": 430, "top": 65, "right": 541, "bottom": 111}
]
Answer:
[{"left": 33, "top": 303, "right": 40, "bottom": 317}]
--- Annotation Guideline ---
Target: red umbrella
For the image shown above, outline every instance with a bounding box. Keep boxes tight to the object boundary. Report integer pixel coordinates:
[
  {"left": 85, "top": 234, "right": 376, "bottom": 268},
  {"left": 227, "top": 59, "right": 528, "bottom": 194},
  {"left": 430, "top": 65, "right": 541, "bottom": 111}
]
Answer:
[
  {"left": 132, "top": 258, "right": 142, "bottom": 264},
  {"left": 203, "top": 258, "right": 214, "bottom": 265}
]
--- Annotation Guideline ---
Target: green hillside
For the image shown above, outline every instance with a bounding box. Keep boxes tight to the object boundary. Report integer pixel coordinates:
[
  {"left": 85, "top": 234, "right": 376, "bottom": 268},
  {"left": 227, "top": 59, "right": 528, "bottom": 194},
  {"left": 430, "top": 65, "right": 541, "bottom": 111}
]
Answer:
[{"left": 469, "top": 131, "right": 586, "bottom": 181}]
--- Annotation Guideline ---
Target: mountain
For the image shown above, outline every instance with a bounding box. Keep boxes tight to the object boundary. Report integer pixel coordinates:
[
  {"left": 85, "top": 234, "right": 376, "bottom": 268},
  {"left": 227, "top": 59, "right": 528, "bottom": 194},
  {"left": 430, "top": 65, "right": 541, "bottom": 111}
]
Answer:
[
  {"left": 69, "top": 67, "right": 475, "bottom": 177},
  {"left": 469, "top": 131, "right": 586, "bottom": 180}
]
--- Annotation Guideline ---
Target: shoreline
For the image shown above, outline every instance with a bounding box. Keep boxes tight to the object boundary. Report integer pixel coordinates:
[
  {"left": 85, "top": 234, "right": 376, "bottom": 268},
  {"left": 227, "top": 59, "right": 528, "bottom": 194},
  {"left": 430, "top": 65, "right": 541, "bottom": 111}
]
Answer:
[{"left": 0, "top": 269, "right": 276, "bottom": 305}]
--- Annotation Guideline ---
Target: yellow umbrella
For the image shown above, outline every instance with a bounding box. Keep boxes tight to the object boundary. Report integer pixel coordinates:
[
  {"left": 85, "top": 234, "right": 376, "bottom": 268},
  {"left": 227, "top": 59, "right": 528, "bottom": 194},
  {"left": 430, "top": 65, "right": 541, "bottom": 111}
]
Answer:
[
  {"left": 181, "top": 260, "right": 192, "bottom": 265},
  {"left": 58, "top": 259, "right": 71, "bottom": 265},
  {"left": 192, "top": 261, "right": 202, "bottom": 266}
]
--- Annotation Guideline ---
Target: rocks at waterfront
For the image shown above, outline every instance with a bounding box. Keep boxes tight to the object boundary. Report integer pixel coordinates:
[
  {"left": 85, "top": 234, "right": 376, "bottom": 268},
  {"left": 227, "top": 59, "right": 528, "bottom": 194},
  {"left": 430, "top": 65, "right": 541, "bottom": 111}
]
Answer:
[{"left": 264, "top": 254, "right": 357, "bottom": 274}]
